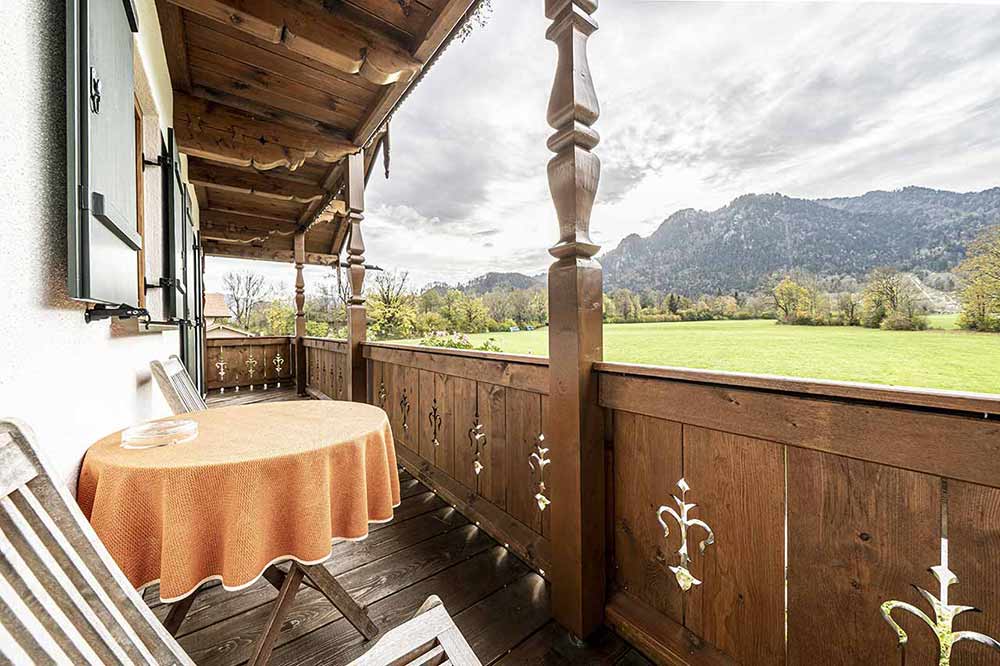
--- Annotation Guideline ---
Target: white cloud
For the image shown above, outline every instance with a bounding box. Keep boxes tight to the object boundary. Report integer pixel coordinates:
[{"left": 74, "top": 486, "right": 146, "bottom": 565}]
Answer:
[{"left": 207, "top": 1, "right": 1000, "bottom": 292}]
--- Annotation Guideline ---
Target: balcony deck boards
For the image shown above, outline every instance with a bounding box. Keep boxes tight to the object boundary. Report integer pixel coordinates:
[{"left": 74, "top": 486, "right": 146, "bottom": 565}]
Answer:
[{"left": 139, "top": 388, "right": 649, "bottom": 665}]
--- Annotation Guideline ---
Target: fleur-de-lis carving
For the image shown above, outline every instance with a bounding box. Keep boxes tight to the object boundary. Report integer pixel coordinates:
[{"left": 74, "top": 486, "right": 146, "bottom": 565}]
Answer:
[
  {"left": 337, "top": 367, "right": 345, "bottom": 397},
  {"left": 657, "top": 478, "right": 715, "bottom": 592},
  {"left": 215, "top": 360, "right": 228, "bottom": 393},
  {"left": 428, "top": 399, "right": 442, "bottom": 447},
  {"left": 528, "top": 433, "right": 550, "bottom": 512},
  {"left": 468, "top": 413, "right": 486, "bottom": 476},
  {"left": 273, "top": 353, "right": 285, "bottom": 388},
  {"left": 245, "top": 355, "right": 258, "bottom": 390},
  {"left": 378, "top": 381, "right": 387, "bottom": 408},
  {"left": 881, "top": 540, "right": 1000, "bottom": 665},
  {"left": 400, "top": 389, "right": 410, "bottom": 433}
]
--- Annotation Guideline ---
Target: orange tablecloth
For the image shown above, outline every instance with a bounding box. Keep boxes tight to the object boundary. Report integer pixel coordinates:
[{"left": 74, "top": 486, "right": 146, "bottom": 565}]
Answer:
[{"left": 77, "top": 401, "right": 400, "bottom": 602}]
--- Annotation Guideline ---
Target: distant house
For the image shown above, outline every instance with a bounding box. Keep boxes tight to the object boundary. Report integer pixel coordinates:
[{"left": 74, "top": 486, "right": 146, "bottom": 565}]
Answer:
[
  {"left": 206, "top": 323, "right": 254, "bottom": 339},
  {"left": 204, "top": 293, "right": 253, "bottom": 339}
]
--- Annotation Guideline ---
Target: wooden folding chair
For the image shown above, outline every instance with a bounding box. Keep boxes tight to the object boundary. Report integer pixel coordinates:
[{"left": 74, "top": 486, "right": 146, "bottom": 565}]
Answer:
[
  {"left": 348, "top": 595, "right": 481, "bottom": 666},
  {"left": 150, "top": 355, "right": 207, "bottom": 414},
  {"left": 0, "top": 418, "right": 193, "bottom": 665}
]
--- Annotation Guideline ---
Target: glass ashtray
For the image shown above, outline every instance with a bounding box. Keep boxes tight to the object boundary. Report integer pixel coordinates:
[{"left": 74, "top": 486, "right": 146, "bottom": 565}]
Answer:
[{"left": 121, "top": 419, "right": 198, "bottom": 450}]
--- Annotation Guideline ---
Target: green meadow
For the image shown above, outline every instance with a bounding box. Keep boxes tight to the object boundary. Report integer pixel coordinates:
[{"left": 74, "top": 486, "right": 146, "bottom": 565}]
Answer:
[{"left": 402, "top": 315, "right": 1000, "bottom": 394}]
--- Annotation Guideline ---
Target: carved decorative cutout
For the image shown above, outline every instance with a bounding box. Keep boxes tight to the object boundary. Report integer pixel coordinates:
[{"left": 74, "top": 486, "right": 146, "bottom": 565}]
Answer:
[
  {"left": 528, "top": 433, "right": 550, "bottom": 512},
  {"left": 400, "top": 389, "right": 410, "bottom": 433},
  {"left": 216, "top": 360, "right": 228, "bottom": 394},
  {"left": 881, "top": 539, "right": 1000, "bottom": 665},
  {"left": 657, "top": 478, "right": 715, "bottom": 592},
  {"left": 245, "top": 355, "right": 258, "bottom": 390},
  {"left": 468, "top": 412, "right": 486, "bottom": 476},
  {"left": 273, "top": 353, "right": 285, "bottom": 388},
  {"left": 378, "top": 381, "right": 387, "bottom": 409},
  {"left": 429, "top": 399, "right": 442, "bottom": 447}
]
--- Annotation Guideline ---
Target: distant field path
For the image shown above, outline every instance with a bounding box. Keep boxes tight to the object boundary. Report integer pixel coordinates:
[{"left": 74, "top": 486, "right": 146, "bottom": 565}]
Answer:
[{"left": 401, "top": 316, "right": 1000, "bottom": 395}]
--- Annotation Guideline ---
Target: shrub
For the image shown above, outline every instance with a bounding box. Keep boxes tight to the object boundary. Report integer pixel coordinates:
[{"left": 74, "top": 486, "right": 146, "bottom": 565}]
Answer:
[
  {"left": 419, "top": 333, "right": 501, "bottom": 352},
  {"left": 880, "top": 311, "right": 928, "bottom": 331}
]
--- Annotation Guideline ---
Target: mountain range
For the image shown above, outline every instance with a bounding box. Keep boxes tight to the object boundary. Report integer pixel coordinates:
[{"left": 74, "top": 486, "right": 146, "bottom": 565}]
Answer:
[{"left": 598, "top": 186, "right": 1000, "bottom": 295}]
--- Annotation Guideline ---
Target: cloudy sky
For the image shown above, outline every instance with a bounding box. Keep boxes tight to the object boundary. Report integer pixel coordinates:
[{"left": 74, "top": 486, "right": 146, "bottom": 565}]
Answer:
[{"left": 205, "top": 1, "right": 1000, "bottom": 293}]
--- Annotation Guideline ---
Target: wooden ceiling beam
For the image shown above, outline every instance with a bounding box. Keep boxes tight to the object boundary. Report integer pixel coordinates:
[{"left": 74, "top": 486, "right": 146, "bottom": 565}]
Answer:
[
  {"left": 199, "top": 208, "right": 298, "bottom": 229},
  {"left": 203, "top": 240, "right": 341, "bottom": 266},
  {"left": 175, "top": 92, "right": 355, "bottom": 171},
  {"left": 353, "top": 0, "right": 476, "bottom": 144},
  {"left": 187, "top": 160, "right": 326, "bottom": 203},
  {"left": 155, "top": 0, "right": 192, "bottom": 92},
  {"left": 165, "top": 0, "right": 422, "bottom": 85}
]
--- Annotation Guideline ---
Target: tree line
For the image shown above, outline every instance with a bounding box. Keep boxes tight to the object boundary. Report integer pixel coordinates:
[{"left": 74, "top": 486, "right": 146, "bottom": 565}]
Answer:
[{"left": 222, "top": 223, "right": 1000, "bottom": 338}]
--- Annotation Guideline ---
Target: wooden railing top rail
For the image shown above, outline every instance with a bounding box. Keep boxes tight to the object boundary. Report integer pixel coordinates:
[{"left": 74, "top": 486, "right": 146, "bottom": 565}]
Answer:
[
  {"left": 363, "top": 342, "right": 549, "bottom": 394},
  {"left": 303, "top": 337, "right": 348, "bottom": 353},
  {"left": 363, "top": 341, "right": 550, "bottom": 366},
  {"left": 206, "top": 336, "right": 293, "bottom": 347},
  {"left": 596, "top": 361, "right": 1000, "bottom": 417}
]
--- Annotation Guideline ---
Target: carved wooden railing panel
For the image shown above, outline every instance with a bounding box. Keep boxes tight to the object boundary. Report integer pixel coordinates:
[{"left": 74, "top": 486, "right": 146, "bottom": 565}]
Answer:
[
  {"left": 598, "top": 362, "right": 1000, "bottom": 666},
  {"left": 303, "top": 338, "right": 349, "bottom": 401},
  {"left": 364, "top": 343, "right": 552, "bottom": 573},
  {"left": 205, "top": 337, "right": 295, "bottom": 392}
]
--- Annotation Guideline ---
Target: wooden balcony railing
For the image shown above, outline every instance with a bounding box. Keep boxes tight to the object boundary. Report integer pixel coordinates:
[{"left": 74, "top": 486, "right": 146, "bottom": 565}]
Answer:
[
  {"left": 302, "top": 337, "right": 349, "bottom": 401},
  {"left": 205, "top": 337, "right": 295, "bottom": 392},
  {"left": 284, "top": 340, "right": 1000, "bottom": 664}
]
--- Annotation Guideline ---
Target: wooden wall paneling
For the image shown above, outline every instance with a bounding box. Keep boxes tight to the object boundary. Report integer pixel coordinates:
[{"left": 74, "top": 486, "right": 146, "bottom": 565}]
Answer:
[
  {"left": 364, "top": 344, "right": 548, "bottom": 394},
  {"left": 611, "top": 412, "right": 684, "bottom": 625},
  {"left": 403, "top": 366, "right": 420, "bottom": 455},
  {"left": 418, "top": 369, "right": 435, "bottom": 462},
  {"left": 385, "top": 363, "right": 402, "bottom": 449},
  {"left": 370, "top": 360, "right": 383, "bottom": 408},
  {"left": 479, "top": 383, "right": 507, "bottom": 510},
  {"left": 599, "top": 374, "right": 1000, "bottom": 490},
  {"left": 336, "top": 352, "right": 347, "bottom": 400},
  {"left": 786, "top": 447, "right": 941, "bottom": 664},
  {"left": 452, "top": 377, "right": 479, "bottom": 493},
  {"left": 947, "top": 480, "right": 1000, "bottom": 666},
  {"left": 246, "top": 342, "right": 263, "bottom": 387},
  {"left": 540, "top": 395, "right": 551, "bottom": 539},
  {"left": 433, "top": 373, "right": 456, "bottom": 478},
  {"left": 506, "top": 389, "right": 542, "bottom": 534},
  {"left": 206, "top": 344, "right": 223, "bottom": 390},
  {"left": 683, "top": 426, "right": 785, "bottom": 665}
]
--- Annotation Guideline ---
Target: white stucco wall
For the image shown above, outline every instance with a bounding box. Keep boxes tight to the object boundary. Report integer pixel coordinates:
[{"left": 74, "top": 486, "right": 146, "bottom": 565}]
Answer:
[{"left": 0, "top": 0, "right": 184, "bottom": 490}]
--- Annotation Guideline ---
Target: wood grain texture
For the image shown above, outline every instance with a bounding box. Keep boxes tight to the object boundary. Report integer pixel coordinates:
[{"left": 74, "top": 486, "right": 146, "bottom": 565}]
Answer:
[
  {"left": 507, "top": 389, "right": 543, "bottom": 534},
  {"left": 611, "top": 412, "right": 684, "bottom": 625},
  {"left": 433, "top": 373, "right": 456, "bottom": 477},
  {"left": 948, "top": 480, "right": 1000, "bottom": 666},
  {"left": 479, "top": 383, "right": 507, "bottom": 511},
  {"left": 452, "top": 377, "right": 479, "bottom": 493},
  {"left": 363, "top": 343, "right": 549, "bottom": 394},
  {"left": 683, "top": 426, "right": 785, "bottom": 666},
  {"left": 600, "top": 373, "right": 1000, "bottom": 489},
  {"left": 786, "top": 447, "right": 940, "bottom": 665},
  {"left": 418, "top": 369, "right": 436, "bottom": 462},
  {"left": 605, "top": 592, "right": 735, "bottom": 666}
]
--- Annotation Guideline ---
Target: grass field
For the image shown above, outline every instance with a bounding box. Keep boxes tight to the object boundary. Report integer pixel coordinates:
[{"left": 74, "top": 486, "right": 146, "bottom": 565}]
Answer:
[{"left": 401, "top": 315, "right": 1000, "bottom": 394}]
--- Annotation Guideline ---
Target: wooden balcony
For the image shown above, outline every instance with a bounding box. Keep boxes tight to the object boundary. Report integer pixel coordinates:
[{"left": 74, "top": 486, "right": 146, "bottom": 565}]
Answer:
[{"left": 197, "top": 336, "right": 1000, "bottom": 665}]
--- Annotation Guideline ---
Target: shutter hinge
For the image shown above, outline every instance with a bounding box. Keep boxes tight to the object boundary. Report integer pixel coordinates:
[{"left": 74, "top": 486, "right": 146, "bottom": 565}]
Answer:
[
  {"left": 142, "top": 154, "right": 167, "bottom": 171},
  {"left": 84, "top": 303, "right": 149, "bottom": 324}
]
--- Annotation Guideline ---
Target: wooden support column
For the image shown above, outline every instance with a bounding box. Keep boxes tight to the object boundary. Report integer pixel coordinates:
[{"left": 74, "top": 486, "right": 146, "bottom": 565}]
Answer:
[
  {"left": 345, "top": 150, "right": 367, "bottom": 402},
  {"left": 545, "top": 0, "right": 605, "bottom": 639},
  {"left": 294, "top": 231, "right": 307, "bottom": 396}
]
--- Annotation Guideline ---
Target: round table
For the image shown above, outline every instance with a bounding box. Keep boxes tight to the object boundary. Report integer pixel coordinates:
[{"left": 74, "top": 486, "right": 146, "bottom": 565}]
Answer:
[{"left": 77, "top": 400, "right": 400, "bottom": 603}]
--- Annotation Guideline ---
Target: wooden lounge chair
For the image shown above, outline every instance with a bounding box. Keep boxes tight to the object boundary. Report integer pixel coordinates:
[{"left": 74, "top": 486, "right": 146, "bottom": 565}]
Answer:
[
  {"left": 348, "top": 595, "right": 481, "bottom": 666},
  {"left": 0, "top": 418, "right": 193, "bottom": 665},
  {"left": 150, "top": 355, "right": 208, "bottom": 414}
]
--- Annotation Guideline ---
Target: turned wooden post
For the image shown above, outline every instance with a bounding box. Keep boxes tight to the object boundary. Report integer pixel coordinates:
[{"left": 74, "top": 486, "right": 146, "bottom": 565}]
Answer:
[
  {"left": 545, "top": 0, "right": 605, "bottom": 639},
  {"left": 345, "top": 150, "right": 367, "bottom": 402},
  {"left": 294, "top": 232, "right": 307, "bottom": 396}
]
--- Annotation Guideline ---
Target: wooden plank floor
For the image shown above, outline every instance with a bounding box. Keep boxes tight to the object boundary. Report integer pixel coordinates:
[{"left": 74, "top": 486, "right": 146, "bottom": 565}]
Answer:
[
  {"left": 206, "top": 385, "right": 304, "bottom": 408},
  {"left": 153, "top": 386, "right": 654, "bottom": 664}
]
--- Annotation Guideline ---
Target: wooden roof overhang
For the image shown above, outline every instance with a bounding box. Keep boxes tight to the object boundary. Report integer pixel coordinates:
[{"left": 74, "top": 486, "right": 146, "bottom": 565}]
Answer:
[{"left": 155, "top": 0, "right": 479, "bottom": 266}]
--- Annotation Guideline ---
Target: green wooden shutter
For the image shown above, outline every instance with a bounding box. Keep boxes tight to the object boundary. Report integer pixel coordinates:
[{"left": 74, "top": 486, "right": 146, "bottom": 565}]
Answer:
[
  {"left": 67, "top": 0, "right": 141, "bottom": 305},
  {"left": 163, "top": 129, "right": 188, "bottom": 321}
]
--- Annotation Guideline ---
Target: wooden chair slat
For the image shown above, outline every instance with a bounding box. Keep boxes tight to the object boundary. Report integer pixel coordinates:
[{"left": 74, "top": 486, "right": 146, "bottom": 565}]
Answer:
[
  {"left": 0, "top": 608, "right": 45, "bottom": 666},
  {"left": 349, "top": 596, "right": 481, "bottom": 666},
  {"left": 151, "top": 356, "right": 207, "bottom": 414},
  {"left": 13, "top": 486, "right": 159, "bottom": 664},
  {"left": 0, "top": 432, "right": 37, "bottom": 498},
  {"left": 0, "top": 550, "right": 90, "bottom": 664},
  {"left": 0, "top": 504, "right": 118, "bottom": 664},
  {"left": 0, "top": 419, "right": 193, "bottom": 666}
]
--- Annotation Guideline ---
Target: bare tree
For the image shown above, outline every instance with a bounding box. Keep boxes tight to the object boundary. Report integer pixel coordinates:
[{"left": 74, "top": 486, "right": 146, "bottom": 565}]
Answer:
[{"left": 223, "top": 271, "right": 269, "bottom": 330}]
